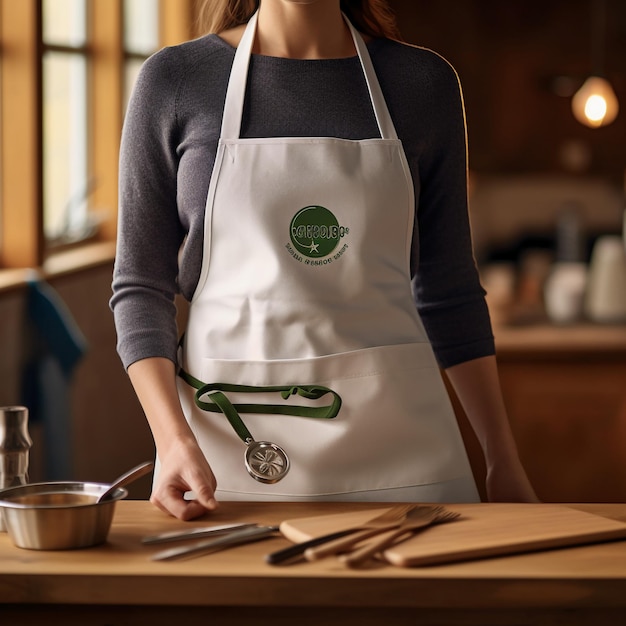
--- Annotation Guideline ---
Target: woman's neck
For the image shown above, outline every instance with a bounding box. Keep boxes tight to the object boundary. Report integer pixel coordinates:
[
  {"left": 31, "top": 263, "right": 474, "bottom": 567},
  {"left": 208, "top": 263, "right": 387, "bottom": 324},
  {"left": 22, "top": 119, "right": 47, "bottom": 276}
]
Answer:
[{"left": 254, "top": 0, "right": 355, "bottom": 59}]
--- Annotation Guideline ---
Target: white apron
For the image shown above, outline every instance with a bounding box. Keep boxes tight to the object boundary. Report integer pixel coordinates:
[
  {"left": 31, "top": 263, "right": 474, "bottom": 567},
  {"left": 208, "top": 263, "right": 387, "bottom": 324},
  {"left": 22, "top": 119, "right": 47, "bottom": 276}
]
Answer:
[{"left": 175, "top": 12, "right": 479, "bottom": 502}]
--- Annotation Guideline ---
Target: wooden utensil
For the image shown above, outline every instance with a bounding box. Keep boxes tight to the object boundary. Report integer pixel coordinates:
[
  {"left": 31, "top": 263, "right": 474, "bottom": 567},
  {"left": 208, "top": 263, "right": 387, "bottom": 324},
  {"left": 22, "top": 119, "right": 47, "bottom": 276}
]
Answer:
[
  {"left": 342, "top": 506, "right": 460, "bottom": 567},
  {"left": 268, "top": 503, "right": 415, "bottom": 564},
  {"left": 304, "top": 504, "right": 436, "bottom": 562}
]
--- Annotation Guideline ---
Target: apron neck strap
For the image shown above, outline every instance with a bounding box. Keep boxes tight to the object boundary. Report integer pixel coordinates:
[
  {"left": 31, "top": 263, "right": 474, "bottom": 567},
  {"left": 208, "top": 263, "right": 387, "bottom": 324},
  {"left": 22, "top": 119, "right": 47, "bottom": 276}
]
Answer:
[{"left": 220, "top": 10, "right": 398, "bottom": 141}]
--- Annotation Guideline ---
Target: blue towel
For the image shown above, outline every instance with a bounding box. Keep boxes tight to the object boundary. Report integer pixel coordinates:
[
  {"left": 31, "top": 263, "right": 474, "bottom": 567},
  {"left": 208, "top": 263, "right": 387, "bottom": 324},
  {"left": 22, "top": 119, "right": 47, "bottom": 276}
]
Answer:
[
  {"left": 25, "top": 278, "right": 88, "bottom": 377},
  {"left": 20, "top": 277, "right": 88, "bottom": 479}
]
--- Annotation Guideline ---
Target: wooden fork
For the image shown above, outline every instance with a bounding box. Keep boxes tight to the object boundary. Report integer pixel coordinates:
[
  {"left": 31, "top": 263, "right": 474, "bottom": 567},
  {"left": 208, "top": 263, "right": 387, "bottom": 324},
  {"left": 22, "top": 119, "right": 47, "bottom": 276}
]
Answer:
[
  {"left": 303, "top": 503, "right": 417, "bottom": 562},
  {"left": 268, "top": 503, "right": 415, "bottom": 565},
  {"left": 342, "top": 505, "right": 461, "bottom": 567}
]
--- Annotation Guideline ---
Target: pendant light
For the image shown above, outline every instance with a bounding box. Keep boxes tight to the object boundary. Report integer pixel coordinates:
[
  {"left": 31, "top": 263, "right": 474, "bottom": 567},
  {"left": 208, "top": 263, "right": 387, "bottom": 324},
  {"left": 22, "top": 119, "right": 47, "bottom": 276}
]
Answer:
[{"left": 571, "top": 0, "right": 619, "bottom": 128}]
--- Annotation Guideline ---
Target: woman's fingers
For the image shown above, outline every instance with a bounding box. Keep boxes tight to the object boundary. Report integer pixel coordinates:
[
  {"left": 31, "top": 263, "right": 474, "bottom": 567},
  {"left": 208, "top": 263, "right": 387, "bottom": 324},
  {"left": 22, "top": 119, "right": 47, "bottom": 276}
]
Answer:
[{"left": 150, "top": 457, "right": 219, "bottom": 520}]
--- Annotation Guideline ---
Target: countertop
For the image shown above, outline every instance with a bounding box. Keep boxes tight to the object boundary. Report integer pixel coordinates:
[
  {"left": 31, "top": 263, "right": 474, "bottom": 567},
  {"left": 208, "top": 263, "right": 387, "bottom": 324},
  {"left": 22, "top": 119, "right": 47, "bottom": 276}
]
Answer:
[
  {"left": 2, "top": 500, "right": 626, "bottom": 625},
  {"left": 493, "top": 322, "right": 626, "bottom": 359}
]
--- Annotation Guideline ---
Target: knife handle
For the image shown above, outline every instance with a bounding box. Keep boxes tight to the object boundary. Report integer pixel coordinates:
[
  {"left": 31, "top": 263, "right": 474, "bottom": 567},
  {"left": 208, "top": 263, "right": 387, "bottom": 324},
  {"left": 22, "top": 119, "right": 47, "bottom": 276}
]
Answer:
[
  {"left": 303, "top": 527, "right": 390, "bottom": 561},
  {"left": 265, "top": 529, "right": 355, "bottom": 565}
]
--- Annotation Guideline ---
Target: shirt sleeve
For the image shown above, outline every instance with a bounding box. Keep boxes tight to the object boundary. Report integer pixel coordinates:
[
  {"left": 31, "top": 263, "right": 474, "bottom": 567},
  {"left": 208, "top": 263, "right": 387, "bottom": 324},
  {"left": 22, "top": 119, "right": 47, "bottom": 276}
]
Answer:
[
  {"left": 409, "top": 54, "right": 495, "bottom": 368},
  {"left": 110, "top": 47, "right": 185, "bottom": 370}
]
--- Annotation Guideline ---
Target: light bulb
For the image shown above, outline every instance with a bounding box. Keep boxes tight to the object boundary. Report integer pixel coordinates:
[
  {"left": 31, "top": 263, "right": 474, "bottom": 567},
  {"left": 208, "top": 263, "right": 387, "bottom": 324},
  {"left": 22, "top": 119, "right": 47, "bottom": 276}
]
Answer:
[{"left": 571, "top": 76, "right": 619, "bottom": 128}]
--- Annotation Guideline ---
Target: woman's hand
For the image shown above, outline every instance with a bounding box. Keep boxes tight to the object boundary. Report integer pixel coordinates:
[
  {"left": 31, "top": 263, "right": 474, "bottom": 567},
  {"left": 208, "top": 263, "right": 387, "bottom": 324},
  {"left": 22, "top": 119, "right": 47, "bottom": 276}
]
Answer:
[
  {"left": 151, "top": 434, "right": 219, "bottom": 520},
  {"left": 127, "top": 357, "right": 219, "bottom": 519}
]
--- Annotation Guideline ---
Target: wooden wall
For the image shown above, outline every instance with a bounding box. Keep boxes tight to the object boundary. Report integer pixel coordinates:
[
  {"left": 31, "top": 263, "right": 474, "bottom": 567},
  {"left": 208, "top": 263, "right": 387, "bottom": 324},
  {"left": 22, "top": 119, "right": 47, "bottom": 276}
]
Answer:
[
  {"left": 389, "top": 0, "right": 626, "bottom": 180},
  {"left": 0, "top": 263, "right": 155, "bottom": 498}
]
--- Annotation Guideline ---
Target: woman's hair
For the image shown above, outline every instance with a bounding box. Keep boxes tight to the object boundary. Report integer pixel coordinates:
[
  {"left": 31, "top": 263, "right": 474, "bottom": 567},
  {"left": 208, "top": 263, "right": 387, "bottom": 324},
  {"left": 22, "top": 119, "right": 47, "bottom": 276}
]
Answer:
[{"left": 197, "top": 0, "right": 402, "bottom": 41}]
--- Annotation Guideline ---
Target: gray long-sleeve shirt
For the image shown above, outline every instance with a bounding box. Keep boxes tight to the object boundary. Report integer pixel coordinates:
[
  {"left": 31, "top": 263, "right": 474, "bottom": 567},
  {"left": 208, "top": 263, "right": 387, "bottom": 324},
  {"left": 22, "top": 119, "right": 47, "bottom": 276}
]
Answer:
[{"left": 111, "top": 33, "right": 494, "bottom": 371}]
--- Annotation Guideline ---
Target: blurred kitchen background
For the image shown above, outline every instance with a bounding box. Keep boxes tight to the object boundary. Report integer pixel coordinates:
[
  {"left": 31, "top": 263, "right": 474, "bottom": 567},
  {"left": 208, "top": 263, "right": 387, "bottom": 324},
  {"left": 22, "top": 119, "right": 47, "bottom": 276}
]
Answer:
[{"left": 0, "top": 0, "right": 625, "bottom": 502}]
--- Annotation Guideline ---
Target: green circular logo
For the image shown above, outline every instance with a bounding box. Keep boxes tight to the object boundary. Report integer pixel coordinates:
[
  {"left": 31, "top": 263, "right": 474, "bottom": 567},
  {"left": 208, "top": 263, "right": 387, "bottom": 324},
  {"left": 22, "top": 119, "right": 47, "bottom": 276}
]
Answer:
[{"left": 289, "top": 206, "right": 348, "bottom": 258}]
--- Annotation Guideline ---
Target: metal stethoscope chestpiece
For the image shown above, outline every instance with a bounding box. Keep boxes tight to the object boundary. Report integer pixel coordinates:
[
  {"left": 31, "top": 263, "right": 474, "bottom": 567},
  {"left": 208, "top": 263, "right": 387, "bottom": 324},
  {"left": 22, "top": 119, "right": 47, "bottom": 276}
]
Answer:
[{"left": 244, "top": 439, "right": 290, "bottom": 484}]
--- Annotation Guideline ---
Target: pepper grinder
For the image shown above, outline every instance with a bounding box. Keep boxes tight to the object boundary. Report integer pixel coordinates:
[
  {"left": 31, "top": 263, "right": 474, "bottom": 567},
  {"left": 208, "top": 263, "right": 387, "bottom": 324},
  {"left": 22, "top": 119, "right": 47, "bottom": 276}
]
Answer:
[{"left": 0, "top": 406, "right": 33, "bottom": 531}]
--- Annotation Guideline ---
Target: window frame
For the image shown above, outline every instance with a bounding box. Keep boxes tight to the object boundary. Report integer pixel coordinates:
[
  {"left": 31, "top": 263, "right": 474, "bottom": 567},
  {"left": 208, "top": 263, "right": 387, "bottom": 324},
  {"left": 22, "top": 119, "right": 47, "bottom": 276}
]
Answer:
[
  {"left": 0, "top": 0, "right": 193, "bottom": 270},
  {"left": 0, "top": 0, "right": 43, "bottom": 268}
]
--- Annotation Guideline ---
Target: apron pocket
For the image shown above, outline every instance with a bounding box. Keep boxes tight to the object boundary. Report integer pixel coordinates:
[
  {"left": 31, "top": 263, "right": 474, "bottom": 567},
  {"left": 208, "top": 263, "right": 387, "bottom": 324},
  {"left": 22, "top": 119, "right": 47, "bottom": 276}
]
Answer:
[{"left": 181, "top": 342, "right": 473, "bottom": 496}]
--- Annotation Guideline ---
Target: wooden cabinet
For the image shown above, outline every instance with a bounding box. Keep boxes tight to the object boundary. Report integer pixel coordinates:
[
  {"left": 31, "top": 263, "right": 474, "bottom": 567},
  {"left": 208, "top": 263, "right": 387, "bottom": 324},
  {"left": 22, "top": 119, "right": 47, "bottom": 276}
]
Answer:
[
  {"left": 499, "top": 360, "right": 626, "bottom": 503},
  {"left": 451, "top": 324, "right": 626, "bottom": 503}
]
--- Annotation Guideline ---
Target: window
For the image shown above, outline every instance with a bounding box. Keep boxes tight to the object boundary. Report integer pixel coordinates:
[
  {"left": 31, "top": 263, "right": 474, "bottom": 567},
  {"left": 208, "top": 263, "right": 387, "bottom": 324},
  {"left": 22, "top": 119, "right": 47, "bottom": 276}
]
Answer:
[
  {"left": 42, "top": 0, "right": 89, "bottom": 245},
  {"left": 0, "top": 0, "right": 193, "bottom": 271},
  {"left": 124, "top": 0, "right": 159, "bottom": 107}
]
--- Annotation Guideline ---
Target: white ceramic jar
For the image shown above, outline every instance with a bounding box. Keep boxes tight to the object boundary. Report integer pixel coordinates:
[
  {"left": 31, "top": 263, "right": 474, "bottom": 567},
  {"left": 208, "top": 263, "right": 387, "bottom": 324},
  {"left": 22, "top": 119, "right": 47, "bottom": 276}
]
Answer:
[{"left": 584, "top": 236, "right": 626, "bottom": 323}]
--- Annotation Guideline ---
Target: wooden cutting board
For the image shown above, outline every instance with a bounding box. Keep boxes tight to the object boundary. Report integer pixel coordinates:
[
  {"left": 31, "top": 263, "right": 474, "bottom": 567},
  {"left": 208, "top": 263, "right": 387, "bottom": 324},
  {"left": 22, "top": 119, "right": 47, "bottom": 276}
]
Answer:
[{"left": 280, "top": 503, "right": 626, "bottom": 567}]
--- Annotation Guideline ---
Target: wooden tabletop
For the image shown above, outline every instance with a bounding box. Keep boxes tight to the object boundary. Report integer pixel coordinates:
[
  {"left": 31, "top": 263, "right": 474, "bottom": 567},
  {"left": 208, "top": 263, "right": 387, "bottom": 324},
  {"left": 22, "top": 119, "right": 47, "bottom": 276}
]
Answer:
[{"left": 2, "top": 500, "right": 626, "bottom": 626}]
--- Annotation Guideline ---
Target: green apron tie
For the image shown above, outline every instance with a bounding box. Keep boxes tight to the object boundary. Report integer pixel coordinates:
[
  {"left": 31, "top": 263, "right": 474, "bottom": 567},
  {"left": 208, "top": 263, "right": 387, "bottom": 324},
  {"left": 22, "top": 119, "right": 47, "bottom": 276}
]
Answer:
[{"left": 179, "top": 368, "right": 342, "bottom": 445}]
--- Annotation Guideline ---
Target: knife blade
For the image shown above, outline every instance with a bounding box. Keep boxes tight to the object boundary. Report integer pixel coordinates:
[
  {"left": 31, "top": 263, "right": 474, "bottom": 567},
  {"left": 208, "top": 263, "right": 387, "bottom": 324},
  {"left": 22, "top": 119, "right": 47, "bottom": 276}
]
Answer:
[
  {"left": 151, "top": 525, "right": 279, "bottom": 561},
  {"left": 142, "top": 522, "right": 256, "bottom": 545}
]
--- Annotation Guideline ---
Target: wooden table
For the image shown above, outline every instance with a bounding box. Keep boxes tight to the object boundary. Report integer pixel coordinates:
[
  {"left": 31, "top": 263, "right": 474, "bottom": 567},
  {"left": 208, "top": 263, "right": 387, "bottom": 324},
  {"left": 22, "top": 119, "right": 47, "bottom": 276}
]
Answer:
[{"left": 2, "top": 501, "right": 626, "bottom": 625}]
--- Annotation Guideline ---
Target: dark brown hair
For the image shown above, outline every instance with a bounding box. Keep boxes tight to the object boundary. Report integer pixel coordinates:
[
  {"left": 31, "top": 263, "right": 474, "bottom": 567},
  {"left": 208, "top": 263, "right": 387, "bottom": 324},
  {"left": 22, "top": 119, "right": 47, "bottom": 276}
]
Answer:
[{"left": 197, "top": 0, "right": 402, "bottom": 40}]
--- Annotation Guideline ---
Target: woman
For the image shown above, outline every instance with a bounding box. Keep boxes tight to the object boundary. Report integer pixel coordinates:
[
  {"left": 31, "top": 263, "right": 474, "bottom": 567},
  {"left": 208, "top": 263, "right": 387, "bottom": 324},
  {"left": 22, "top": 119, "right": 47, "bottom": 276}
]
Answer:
[{"left": 111, "top": 0, "right": 537, "bottom": 520}]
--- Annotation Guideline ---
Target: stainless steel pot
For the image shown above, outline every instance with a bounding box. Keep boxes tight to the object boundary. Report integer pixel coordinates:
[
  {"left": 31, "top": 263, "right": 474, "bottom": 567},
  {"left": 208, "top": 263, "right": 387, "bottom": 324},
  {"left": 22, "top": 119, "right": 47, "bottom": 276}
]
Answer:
[{"left": 0, "top": 481, "right": 127, "bottom": 550}]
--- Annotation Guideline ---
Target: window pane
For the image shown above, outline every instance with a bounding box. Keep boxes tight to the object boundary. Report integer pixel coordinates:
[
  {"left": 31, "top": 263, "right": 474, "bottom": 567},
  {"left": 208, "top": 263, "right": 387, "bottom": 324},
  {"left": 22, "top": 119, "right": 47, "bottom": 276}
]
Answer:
[
  {"left": 43, "top": 0, "right": 87, "bottom": 47},
  {"left": 124, "top": 57, "right": 145, "bottom": 108},
  {"left": 43, "top": 52, "right": 88, "bottom": 242},
  {"left": 124, "top": 0, "right": 159, "bottom": 55}
]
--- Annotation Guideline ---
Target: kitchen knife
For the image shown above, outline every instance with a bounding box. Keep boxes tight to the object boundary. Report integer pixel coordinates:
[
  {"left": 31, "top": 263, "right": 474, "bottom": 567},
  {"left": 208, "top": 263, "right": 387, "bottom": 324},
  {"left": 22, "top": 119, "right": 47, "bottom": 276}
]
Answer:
[
  {"left": 266, "top": 504, "right": 416, "bottom": 564},
  {"left": 265, "top": 529, "right": 356, "bottom": 564},
  {"left": 151, "top": 525, "right": 279, "bottom": 561},
  {"left": 142, "top": 522, "right": 256, "bottom": 544}
]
